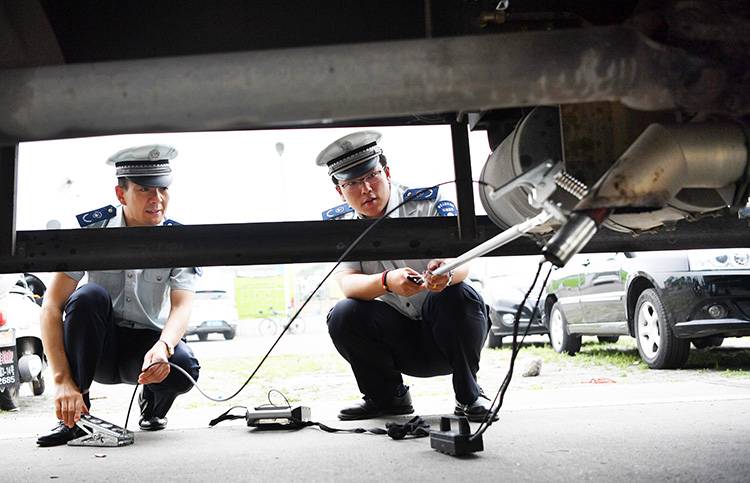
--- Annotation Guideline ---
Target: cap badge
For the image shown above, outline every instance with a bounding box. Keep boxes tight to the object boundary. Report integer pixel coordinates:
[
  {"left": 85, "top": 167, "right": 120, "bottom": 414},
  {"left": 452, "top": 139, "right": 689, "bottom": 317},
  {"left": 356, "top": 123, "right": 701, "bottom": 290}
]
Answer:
[{"left": 149, "top": 149, "right": 161, "bottom": 160}]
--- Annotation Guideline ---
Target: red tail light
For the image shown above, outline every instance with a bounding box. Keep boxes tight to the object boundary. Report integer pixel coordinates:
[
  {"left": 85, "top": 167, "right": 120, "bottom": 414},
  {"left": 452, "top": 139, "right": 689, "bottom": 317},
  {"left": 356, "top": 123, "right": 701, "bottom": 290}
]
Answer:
[{"left": 0, "top": 310, "right": 6, "bottom": 327}]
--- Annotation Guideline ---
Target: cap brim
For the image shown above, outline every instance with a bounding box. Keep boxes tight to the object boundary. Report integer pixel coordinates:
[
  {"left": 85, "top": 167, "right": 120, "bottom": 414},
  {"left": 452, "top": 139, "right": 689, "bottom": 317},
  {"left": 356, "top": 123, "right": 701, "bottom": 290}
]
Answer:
[
  {"left": 332, "top": 157, "right": 380, "bottom": 181},
  {"left": 126, "top": 174, "right": 173, "bottom": 188}
]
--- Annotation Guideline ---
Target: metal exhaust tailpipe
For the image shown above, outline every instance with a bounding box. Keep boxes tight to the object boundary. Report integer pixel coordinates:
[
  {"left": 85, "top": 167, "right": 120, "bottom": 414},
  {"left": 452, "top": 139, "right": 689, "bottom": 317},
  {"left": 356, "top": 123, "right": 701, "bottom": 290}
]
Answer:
[
  {"left": 544, "top": 121, "right": 747, "bottom": 267},
  {"left": 577, "top": 122, "right": 748, "bottom": 210}
]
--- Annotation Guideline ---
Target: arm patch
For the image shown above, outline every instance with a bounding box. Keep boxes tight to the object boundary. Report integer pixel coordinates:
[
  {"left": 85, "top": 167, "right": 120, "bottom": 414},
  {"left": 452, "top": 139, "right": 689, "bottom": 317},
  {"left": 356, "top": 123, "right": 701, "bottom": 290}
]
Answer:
[
  {"left": 436, "top": 200, "right": 457, "bottom": 217},
  {"left": 76, "top": 205, "right": 116, "bottom": 227},
  {"left": 404, "top": 186, "right": 438, "bottom": 201},
  {"left": 322, "top": 203, "right": 354, "bottom": 220}
]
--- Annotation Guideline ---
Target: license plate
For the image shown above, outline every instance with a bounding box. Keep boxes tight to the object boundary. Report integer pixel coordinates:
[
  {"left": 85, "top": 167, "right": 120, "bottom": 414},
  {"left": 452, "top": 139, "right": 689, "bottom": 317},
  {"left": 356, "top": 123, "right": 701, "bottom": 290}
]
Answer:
[{"left": 0, "top": 328, "right": 18, "bottom": 389}]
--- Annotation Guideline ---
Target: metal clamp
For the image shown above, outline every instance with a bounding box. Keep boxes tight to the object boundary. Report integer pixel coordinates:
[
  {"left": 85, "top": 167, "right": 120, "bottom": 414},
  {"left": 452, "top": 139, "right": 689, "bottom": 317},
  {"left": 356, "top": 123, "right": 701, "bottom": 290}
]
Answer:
[
  {"left": 488, "top": 160, "right": 561, "bottom": 209},
  {"left": 68, "top": 414, "right": 134, "bottom": 447},
  {"left": 432, "top": 162, "right": 567, "bottom": 276}
]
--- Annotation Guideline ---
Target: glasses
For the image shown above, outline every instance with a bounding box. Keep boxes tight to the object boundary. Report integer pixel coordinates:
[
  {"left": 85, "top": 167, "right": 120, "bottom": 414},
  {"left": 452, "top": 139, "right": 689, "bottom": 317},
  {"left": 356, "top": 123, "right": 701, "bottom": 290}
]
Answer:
[{"left": 339, "top": 169, "right": 383, "bottom": 192}]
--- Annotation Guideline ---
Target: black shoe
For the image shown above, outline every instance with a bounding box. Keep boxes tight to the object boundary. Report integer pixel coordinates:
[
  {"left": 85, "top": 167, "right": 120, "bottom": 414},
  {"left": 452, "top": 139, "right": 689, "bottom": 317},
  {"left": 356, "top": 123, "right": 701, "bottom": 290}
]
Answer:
[
  {"left": 454, "top": 394, "right": 499, "bottom": 423},
  {"left": 36, "top": 421, "right": 86, "bottom": 447},
  {"left": 139, "top": 416, "right": 168, "bottom": 431},
  {"left": 139, "top": 387, "right": 168, "bottom": 431},
  {"left": 338, "top": 387, "right": 414, "bottom": 421}
]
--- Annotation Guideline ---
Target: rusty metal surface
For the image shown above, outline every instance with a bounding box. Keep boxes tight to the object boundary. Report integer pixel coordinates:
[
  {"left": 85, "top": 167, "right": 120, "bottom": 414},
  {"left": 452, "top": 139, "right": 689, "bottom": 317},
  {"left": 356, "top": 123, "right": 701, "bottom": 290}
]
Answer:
[
  {"left": 0, "top": 26, "right": 721, "bottom": 143},
  {"left": 579, "top": 122, "right": 747, "bottom": 209},
  {"left": 560, "top": 103, "right": 676, "bottom": 189}
]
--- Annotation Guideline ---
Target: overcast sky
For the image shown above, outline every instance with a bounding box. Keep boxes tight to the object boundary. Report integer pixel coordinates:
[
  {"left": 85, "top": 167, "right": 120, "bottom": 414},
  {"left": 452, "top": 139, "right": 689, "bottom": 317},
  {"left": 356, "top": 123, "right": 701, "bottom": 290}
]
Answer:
[{"left": 17, "top": 125, "right": 493, "bottom": 229}]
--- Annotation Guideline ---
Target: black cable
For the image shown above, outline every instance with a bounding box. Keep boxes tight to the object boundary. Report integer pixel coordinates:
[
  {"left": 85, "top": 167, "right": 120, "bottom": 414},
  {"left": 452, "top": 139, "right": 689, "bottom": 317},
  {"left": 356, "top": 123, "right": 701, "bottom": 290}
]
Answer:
[
  {"left": 470, "top": 260, "right": 544, "bottom": 437},
  {"left": 470, "top": 260, "right": 553, "bottom": 440},
  {"left": 121, "top": 180, "right": 459, "bottom": 430}
]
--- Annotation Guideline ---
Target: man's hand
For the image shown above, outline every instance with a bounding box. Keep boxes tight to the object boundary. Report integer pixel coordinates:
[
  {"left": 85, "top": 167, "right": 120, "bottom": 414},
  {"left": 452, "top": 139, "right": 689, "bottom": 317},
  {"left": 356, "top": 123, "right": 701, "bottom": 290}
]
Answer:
[
  {"left": 423, "top": 259, "right": 451, "bottom": 292},
  {"left": 386, "top": 268, "right": 427, "bottom": 297},
  {"left": 138, "top": 341, "right": 171, "bottom": 385},
  {"left": 55, "top": 379, "right": 88, "bottom": 428}
]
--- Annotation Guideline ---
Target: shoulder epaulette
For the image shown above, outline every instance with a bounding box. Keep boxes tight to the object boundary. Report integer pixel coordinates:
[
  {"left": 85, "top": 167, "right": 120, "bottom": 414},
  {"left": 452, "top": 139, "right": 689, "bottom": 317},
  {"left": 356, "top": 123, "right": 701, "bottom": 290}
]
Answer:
[
  {"left": 404, "top": 186, "right": 439, "bottom": 202},
  {"left": 163, "top": 219, "right": 181, "bottom": 226},
  {"left": 435, "top": 200, "right": 458, "bottom": 217},
  {"left": 322, "top": 203, "right": 354, "bottom": 220},
  {"left": 76, "top": 205, "right": 116, "bottom": 228}
]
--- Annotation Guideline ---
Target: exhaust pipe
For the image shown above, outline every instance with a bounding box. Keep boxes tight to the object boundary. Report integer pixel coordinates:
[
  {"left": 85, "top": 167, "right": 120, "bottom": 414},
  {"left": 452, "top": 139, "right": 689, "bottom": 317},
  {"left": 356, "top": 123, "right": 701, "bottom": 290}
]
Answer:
[{"left": 577, "top": 122, "right": 748, "bottom": 210}]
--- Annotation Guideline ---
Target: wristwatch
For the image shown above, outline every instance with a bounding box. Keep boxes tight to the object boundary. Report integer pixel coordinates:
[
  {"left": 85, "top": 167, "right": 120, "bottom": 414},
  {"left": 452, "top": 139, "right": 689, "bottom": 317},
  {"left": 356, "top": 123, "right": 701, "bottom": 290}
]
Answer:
[
  {"left": 446, "top": 270, "right": 454, "bottom": 287},
  {"left": 159, "top": 338, "right": 174, "bottom": 358}
]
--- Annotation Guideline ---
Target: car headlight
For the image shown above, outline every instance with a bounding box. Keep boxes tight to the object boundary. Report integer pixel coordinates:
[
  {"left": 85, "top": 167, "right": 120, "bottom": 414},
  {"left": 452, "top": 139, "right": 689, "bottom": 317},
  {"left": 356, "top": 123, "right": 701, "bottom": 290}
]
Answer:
[{"left": 687, "top": 249, "right": 750, "bottom": 270}]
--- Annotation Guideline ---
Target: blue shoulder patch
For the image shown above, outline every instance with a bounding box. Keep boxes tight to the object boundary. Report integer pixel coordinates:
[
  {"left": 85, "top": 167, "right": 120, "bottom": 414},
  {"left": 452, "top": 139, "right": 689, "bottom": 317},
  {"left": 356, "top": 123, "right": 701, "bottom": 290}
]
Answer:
[
  {"left": 163, "top": 219, "right": 181, "bottom": 226},
  {"left": 322, "top": 203, "right": 354, "bottom": 221},
  {"left": 76, "top": 205, "right": 116, "bottom": 227},
  {"left": 404, "top": 186, "right": 439, "bottom": 202},
  {"left": 436, "top": 200, "right": 458, "bottom": 217}
]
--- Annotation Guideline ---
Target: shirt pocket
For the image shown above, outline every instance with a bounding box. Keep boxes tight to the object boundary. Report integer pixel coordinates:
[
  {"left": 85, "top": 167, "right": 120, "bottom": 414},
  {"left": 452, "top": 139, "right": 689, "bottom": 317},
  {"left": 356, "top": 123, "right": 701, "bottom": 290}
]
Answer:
[
  {"left": 142, "top": 268, "right": 171, "bottom": 284},
  {"left": 89, "top": 270, "right": 124, "bottom": 293}
]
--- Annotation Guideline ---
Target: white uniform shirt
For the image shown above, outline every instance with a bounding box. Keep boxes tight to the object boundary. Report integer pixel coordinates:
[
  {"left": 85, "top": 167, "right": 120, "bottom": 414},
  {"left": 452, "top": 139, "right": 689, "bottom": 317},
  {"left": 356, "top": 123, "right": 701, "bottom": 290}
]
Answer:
[
  {"left": 334, "top": 182, "right": 456, "bottom": 319},
  {"left": 65, "top": 206, "right": 198, "bottom": 331}
]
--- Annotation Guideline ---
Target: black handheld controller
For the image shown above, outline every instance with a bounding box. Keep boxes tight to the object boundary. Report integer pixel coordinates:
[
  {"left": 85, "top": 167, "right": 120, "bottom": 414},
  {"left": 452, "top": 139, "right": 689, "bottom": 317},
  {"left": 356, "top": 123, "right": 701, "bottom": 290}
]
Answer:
[{"left": 407, "top": 274, "right": 424, "bottom": 285}]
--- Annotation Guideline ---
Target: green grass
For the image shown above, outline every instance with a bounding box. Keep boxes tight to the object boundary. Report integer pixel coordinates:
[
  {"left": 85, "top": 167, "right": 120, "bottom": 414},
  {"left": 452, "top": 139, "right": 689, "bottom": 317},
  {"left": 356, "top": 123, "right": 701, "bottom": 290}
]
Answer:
[
  {"left": 516, "top": 343, "right": 643, "bottom": 370},
  {"left": 572, "top": 340, "right": 644, "bottom": 369},
  {"left": 685, "top": 347, "right": 750, "bottom": 374},
  {"left": 234, "top": 276, "right": 285, "bottom": 319},
  {"left": 491, "top": 336, "right": 750, "bottom": 375}
]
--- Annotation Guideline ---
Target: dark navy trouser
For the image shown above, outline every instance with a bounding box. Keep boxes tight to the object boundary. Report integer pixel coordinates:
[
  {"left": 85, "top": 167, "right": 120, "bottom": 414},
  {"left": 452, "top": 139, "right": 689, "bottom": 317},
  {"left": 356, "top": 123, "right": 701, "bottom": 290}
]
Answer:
[
  {"left": 63, "top": 283, "right": 200, "bottom": 417},
  {"left": 326, "top": 282, "right": 489, "bottom": 405}
]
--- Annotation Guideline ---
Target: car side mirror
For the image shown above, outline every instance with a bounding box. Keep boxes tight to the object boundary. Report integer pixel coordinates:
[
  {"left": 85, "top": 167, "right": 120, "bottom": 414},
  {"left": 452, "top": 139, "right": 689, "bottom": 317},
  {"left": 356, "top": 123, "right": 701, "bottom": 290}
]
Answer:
[{"left": 623, "top": 252, "right": 635, "bottom": 258}]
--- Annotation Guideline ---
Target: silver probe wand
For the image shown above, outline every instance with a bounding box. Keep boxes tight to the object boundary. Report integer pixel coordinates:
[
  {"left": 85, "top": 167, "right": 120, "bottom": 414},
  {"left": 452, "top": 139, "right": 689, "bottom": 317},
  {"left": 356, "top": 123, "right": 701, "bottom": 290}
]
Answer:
[{"left": 431, "top": 210, "right": 553, "bottom": 276}]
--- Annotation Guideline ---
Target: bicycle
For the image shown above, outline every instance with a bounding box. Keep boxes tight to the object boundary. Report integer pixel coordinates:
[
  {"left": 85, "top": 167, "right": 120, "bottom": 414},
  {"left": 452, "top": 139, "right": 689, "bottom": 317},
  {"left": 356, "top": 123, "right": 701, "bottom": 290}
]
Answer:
[{"left": 256, "top": 308, "right": 306, "bottom": 336}]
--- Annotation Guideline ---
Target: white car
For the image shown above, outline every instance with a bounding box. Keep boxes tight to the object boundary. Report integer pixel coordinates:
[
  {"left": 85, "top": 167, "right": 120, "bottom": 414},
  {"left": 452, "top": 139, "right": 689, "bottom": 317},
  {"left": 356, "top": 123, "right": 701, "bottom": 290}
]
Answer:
[{"left": 186, "top": 289, "right": 239, "bottom": 341}]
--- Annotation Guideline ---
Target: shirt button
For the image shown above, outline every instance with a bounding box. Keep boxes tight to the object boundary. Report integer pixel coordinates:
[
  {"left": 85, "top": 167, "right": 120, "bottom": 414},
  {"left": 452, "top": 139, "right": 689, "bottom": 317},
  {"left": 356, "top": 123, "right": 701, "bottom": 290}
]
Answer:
[
  {"left": 127, "top": 272, "right": 133, "bottom": 278},
  {"left": 156, "top": 276, "right": 162, "bottom": 281},
  {"left": 126, "top": 297, "right": 132, "bottom": 302}
]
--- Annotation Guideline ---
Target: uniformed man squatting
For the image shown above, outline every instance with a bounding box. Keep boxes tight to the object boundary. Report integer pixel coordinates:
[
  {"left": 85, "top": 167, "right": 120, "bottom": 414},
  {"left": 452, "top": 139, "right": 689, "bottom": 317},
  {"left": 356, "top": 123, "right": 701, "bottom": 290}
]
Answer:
[
  {"left": 37, "top": 145, "right": 201, "bottom": 447},
  {"left": 318, "top": 131, "right": 496, "bottom": 422}
]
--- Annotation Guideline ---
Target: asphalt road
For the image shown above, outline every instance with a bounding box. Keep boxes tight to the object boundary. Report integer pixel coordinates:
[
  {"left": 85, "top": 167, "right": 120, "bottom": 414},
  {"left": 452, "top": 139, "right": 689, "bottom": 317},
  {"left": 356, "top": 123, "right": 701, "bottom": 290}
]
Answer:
[{"left": 2, "top": 326, "right": 750, "bottom": 481}]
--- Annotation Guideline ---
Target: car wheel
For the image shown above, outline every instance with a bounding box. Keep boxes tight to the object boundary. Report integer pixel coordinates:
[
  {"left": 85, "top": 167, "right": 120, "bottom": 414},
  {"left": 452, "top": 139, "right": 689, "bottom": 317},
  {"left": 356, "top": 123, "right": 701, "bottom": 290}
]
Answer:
[
  {"left": 486, "top": 331, "right": 503, "bottom": 349},
  {"left": 0, "top": 386, "right": 20, "bottom": 411},
  {"left": 31, "top": 374, "right": 45, "bottom": 396},
  {"left": 198, "top": 333, "right": 208, "bottom": 341},
  {"left": 224, "top": 331, "right": 235, "bottom": 340},
  {"left": 634, "top": 289, "right": 689, "bottom": 369},
  {"left": 691, "top": 335, "right": 724, "bottom": 349},
  {"left": 597, "top": 336, "right": 620, "bottom": 344},
  {"left": 548, "top": 302, "right": 581, "bottom": 355}
]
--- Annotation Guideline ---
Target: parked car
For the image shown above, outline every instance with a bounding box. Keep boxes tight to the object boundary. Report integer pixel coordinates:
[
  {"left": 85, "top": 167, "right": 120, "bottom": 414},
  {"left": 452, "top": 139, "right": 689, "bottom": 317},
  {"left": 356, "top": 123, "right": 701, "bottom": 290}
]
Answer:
[
  {"left": 186, "top": 289, "right": 239, "bottom": 341},
  {"left": 482, "top": 275, "right": 546, "bottom": 348},
  {"left": 186, "top": 319, "right": 236, "bottom": 341},
  {"left": 542, "top": 250, "right": 750, "bottom": 369}
]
